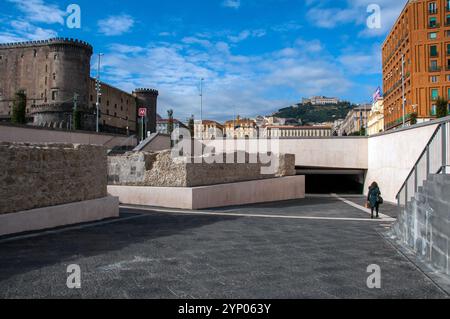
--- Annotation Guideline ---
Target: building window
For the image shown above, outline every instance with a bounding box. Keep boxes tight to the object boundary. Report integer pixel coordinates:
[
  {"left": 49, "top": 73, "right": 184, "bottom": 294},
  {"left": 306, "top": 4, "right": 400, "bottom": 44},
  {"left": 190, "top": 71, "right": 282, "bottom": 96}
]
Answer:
[
  {"left": 429, "top": 32, "right": 437, "bottom": 39},
  {"left": 51, "top": 90, "right": 58, "bottom": 101},
  {"left": 448, "top": 88, "right": 450, "bottom": 98},
  {"left": 431, "top": 88, "right": 439, "bottom": 100},
  {"left": 447, "top": 14, "right": 450, "bottom": 25},
  {"left": 429, "top": 2, "right": 437, "bottom": 14},
  {"left": 52, "top": 73, "right": 56, "bottom": 80},
  {"left": 447, "top": 0, "right": 450, "bottom": 11},
  {"left": 430, "top": 45, "right": 438, "bottom": 57},
  {"left": 431, "top": 75, "right": 439, "bottom": 83},
  {"left": 430, "top": 60, "right": 439, "bottom": 71},
  {"left": 431, "top": 104, "right": 437, "bottom": 115},
  {"left": 429, "top": 17, "right": 438, "bottom": 28}
]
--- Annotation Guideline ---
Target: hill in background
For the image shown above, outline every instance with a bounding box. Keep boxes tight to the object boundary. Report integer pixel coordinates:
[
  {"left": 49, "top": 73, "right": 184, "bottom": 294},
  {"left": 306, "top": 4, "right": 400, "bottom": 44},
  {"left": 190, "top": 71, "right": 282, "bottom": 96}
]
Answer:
[{"left": 272, "top": 101, "right": 355, "bottom": 124}]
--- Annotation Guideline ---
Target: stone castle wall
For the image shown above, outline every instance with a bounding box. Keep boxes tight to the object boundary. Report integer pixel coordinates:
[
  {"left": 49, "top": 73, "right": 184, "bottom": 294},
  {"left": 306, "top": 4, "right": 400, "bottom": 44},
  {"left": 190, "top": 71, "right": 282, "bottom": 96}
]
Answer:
[
  {"left": 0, "top": 39, "right": 93, "bottom": 129},
  {"left": 0, "top": 38, "right": 158, "bottom": 133},
  {"left": 0, "top": 142, "right": 107, "bottom": 214},
  {"left": 108, "top": 150, "right": 296, "bottom": 187}
]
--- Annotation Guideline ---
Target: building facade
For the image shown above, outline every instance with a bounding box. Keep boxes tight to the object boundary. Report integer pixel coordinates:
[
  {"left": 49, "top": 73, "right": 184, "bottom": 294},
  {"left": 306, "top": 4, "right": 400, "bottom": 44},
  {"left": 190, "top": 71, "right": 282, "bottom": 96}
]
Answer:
[
  {"left": 224, "top": 117, "right": 258, "bottom": 138},
  {"left": 0, "top": 38, "right": 158, "bottom": 134},
  {"left": 194, "top": 120, "right": 224, "bottom": 139},
  {"left": 368, "top": 98, "right": 385, "bottom": 135},
  {"left": 156, "top": 118, "right": 187, "bottom": 135},
  {"left": 302, "top": 96, "right": 340, "bottom": 105},
  {"left": 339, "top": 105, "right": 371, "bottom": 136},
  {"left": 263, "top": 125, "right": 332, "bottom": 138},
  {"left": 383, "top": 0, "right": 450, "bottom": 130}
]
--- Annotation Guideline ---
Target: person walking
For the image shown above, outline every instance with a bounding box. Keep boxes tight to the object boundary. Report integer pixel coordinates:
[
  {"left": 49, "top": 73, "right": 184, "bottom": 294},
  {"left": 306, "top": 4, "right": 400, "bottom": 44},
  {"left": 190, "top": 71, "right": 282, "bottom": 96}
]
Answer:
[{"left": 367, "top": 182, "right": 382, "bottom": 219}]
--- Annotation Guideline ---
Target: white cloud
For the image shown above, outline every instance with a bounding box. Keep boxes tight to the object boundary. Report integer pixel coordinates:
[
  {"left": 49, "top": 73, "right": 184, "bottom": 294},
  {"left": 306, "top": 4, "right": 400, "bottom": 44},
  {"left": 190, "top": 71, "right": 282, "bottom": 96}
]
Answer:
[
  {"left": 98, "top": 15, "right": 135, "bottom": 36},
  {"left": 227, "top": 29, "right": 266, "bottom": 43},
  {"left": 306, "top": 0, "right": 408, "bottom": 37},
  {"left": 7, "top": 0, "right": 66, "bottom": 25},
  {"left": 222, "top": 0, "right": 241, "bottom": 9},
  {"left": 0, "top": 20, "right": 57, "bottom": 43},
  {"left": 97, "top": 36, "right": 355, "bottom": 122}
]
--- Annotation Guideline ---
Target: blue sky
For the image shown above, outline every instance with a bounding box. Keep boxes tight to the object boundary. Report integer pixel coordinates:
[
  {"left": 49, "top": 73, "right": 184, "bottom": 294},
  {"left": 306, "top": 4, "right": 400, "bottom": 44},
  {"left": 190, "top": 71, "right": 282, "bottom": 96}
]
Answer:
[{"left": 0, "top": 0, "right": 408, "bottom": 121}]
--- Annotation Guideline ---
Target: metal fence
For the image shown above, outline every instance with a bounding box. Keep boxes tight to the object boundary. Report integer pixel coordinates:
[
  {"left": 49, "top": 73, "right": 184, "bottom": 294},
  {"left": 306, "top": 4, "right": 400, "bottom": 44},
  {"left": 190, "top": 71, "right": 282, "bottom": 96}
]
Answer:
[{"left": 397, "top": 120, "right": 449, "bottom": 207}]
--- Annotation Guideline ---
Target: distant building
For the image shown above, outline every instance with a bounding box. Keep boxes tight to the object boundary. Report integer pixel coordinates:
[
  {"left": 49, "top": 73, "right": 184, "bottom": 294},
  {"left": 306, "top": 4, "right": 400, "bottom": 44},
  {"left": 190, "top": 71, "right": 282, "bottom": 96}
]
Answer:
[
  {"left": 263, "top": 125, "right": 332, "bottom": 138},
  {"left": 224, "top": 116, "right": 258, "bottom": 138},
  {"left": 339, "top": 105, "right": 372, "bottom": 136},
  {"left": 368, "top": 98, "right": 385, "bottom": 136},
  {"left": 156, "top": 118, "right": 188, "bottom": 135},
  {"left": 194, "top": 120, "right": 224, "bottom": 139},
  {"left": 302, "top": 96, "right": 340, "bottom": 105}
]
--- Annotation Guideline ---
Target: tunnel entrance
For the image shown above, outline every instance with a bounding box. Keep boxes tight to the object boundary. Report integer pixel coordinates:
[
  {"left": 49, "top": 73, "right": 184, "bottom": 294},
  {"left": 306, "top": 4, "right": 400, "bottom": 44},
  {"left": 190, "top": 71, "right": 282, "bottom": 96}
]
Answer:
[{"left": 297, "top": 168, "right": 366, "bottom": 195}]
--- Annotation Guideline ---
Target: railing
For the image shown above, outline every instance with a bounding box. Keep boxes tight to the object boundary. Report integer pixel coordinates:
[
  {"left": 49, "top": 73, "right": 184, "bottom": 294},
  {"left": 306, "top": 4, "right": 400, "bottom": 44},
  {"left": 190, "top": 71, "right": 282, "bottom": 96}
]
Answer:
[{"left": 396, "top": 119, "right": 450, "bottom": 207}]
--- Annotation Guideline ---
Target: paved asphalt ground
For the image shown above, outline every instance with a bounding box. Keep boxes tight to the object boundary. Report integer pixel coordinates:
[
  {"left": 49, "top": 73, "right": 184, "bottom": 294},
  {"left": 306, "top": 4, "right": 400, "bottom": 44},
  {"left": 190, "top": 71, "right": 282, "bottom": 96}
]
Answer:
[{"left": 0, "top": 195, "right": 448, "bottom": 299}]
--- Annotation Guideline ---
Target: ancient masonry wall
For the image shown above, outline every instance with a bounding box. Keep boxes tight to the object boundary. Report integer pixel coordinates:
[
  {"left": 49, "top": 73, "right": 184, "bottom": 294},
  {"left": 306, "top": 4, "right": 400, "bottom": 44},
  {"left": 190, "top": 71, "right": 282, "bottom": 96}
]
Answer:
[
  {"left": 0, "top": 142, "right": 107, "bottom": 214},
  {"left": 107, "top": 150, "right": 296, "bottom": 187}
]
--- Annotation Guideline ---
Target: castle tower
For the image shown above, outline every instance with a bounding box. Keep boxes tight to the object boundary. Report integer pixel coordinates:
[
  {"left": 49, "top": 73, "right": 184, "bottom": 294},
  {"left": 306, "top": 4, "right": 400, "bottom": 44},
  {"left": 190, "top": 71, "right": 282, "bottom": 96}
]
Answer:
[
  {"left": 133, "top": 88, "right": 159, "bottom": 134},
  {"left": 0, "top": 38, "right": 93, "bottom": 129}
]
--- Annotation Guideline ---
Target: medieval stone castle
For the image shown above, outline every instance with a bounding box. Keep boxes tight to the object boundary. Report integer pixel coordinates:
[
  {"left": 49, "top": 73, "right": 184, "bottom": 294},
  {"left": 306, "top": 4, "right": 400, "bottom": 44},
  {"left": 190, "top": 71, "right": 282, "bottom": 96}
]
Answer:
[{"left": 0, "top": 38, "right": 158, "bottom": 134}]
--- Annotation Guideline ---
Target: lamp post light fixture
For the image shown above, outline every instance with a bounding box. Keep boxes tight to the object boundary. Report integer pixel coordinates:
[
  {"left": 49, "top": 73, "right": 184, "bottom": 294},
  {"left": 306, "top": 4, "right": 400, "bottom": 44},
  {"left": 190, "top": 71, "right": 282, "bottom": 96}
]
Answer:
[{"left": 95, "top": 53, "right": 104, "bottom": 133}]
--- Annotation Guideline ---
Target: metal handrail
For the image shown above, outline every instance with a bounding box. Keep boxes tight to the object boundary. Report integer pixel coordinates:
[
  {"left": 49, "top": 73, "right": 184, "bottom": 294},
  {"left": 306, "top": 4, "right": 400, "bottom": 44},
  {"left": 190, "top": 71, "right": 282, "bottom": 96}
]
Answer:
[{"left": 396, "top": 119, "right": 449, "bottom": 205}]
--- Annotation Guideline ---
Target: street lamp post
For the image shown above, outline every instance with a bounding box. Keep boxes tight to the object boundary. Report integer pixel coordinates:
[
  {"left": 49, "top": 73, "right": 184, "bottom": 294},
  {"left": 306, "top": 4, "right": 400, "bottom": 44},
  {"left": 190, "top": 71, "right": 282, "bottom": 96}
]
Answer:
[
  {"left": 95, "top": 53, "right": 104, "bottom": 133},
  {"left": 200, "top": 78, "right": 204, "bottom": 139},
  {"left": 401, "top": 54, "right": 406, "bottom": 128}
]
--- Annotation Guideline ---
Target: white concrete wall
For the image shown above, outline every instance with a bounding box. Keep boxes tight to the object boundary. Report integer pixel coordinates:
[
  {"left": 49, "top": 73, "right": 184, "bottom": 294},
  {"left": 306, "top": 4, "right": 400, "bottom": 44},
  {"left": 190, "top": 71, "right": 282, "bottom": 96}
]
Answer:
[
  {"left": 0, "top": 123, "right": 137, "bottom": 148},
  {"left": 365, "top": 123, "right": 440, "bottom": 203},
  {"left": 0, "top": 196, "right": 119, "bottom": 236},
  {"left": 108, "top": 176, "right": 305, "bottom": 210},
  {"left": 202, "top": 137, "right": 368, "bottom": 169}
]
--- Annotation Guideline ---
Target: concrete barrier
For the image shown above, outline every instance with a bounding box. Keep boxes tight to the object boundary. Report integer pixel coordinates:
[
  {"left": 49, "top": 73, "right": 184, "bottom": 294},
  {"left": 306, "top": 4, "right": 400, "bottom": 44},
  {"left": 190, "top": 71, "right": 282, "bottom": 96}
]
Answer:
[
  {"left": 0, "top": 196, "right": 119, "bottom": 237},
  {"left": 108, "top": 176, "right": 305, "bottom": 210}
]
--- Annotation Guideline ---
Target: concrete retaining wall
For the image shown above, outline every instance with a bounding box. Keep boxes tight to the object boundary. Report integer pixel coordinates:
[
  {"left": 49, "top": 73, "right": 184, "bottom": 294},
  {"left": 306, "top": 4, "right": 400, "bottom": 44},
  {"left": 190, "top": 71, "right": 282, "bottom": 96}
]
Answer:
[
  {"left": 0, "top": 196, "right": 119, "bottom": 237},
  {"left": 108, "top": 176, "right": 305, "bottom": 210},
  {"left": 366, "top": 123, "right": 439, "bottom": 203}
]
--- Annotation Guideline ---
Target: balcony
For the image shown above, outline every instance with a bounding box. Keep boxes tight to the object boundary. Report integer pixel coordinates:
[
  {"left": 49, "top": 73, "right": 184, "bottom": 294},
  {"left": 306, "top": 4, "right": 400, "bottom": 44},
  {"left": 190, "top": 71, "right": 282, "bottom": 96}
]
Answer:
[{"left": 429, "top": 66, "right": 442, "bottom": 72}]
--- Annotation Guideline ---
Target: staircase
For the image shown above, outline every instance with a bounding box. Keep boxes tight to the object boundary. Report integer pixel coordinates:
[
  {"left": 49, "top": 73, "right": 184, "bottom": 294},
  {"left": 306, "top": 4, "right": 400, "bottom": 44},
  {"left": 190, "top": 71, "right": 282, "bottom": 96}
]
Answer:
[{"left": 392, "top": 118, "right": 450, "bottom": 275}]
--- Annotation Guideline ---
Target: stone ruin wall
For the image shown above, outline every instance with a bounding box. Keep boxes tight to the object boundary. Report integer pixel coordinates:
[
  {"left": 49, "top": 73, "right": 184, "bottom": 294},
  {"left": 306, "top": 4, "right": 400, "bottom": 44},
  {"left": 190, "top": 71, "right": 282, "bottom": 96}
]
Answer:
[
  {"left": 0, "top": 142, "right": 107, "bottom": 214},
  {"left": 107, "top": 150, "right": 296, "bottom": 187}
]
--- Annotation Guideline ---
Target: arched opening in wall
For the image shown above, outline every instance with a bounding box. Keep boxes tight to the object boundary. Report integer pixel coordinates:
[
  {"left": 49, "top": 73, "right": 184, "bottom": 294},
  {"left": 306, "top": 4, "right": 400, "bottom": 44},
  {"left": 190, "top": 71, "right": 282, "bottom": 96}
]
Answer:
[{"left": 297, "top": 168, "right": 366, "bottom": 195}]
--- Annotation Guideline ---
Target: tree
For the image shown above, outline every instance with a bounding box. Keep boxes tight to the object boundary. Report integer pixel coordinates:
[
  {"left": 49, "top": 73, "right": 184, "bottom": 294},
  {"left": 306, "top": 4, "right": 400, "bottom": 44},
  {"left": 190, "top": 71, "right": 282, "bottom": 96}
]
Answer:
[
  {"left": 436, "top": 96, "right": 448, "bottom": 118},
  {"left": 11, "top": 90, "right": 27, "bottom": 124},
  {"left": 188, "top": 115, "right": 195, "bottom": 137},
  {"left": 410, "top": 112, "right": 418, "bottom": 125},
  {"left": 167, "top": 109, "right": 174, "bottom": 135}
]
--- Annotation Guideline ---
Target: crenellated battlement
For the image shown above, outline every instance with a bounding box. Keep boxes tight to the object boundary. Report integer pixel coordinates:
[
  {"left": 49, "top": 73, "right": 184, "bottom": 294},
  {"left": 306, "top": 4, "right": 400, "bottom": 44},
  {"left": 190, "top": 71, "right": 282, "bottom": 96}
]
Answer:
[
  {"left": 133, "top": 88, "right": 159, "bottom": 96},
  {"left": 0, "top": 38, "right": 93, "bottom": 53}
]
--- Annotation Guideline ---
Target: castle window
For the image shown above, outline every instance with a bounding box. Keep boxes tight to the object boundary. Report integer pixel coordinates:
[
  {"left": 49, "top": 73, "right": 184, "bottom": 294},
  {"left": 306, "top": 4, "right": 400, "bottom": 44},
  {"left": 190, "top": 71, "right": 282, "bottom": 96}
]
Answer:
[
  {"left": 52, "top": 73, "right": 56, "bottom": 80},
  {"left": 114, "top": 104, "right": 117, "bottom": 109},
  {"left": 45, "top": 77, "right": 47, "bottom": 85},
  {"left": 90, "top": 95, "right": 93, "bottom": 102},
  {"left": 45, "top": 65, "right": 48, "bottom": 72},
  {"left": 107, "top": 100, "right": 110, "bottom": 106},
  {"left": 52, "top": 90, "right": 58, "bottom": 101},
  {"left": 114, "top": 112, "right": 117, "bottom": 117}
]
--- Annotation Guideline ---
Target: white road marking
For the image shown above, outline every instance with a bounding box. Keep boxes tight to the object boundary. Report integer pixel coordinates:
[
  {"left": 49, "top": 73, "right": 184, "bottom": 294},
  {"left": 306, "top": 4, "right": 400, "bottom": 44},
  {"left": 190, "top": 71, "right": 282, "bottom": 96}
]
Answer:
[
  {"left": 331, "top": 194, "right": 395, "bottom": 221},
  {"left": 121, "top": 205, "right": 395, "bottom": 222}
]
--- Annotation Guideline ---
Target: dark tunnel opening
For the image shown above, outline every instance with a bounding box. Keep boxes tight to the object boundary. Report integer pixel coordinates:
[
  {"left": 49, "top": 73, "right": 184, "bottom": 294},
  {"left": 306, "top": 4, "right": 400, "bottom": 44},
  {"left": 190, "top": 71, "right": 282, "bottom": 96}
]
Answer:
[{"left": 298, "top": 170, "right": 366, "bottom": 195}]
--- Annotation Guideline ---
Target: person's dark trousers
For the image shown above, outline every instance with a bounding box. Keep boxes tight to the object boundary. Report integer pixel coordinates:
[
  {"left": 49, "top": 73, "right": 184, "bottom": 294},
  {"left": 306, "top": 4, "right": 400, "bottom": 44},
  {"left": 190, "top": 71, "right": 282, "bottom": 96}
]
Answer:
[{"left": 371, "top": 204, "right": 379, "bottom": 219}]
